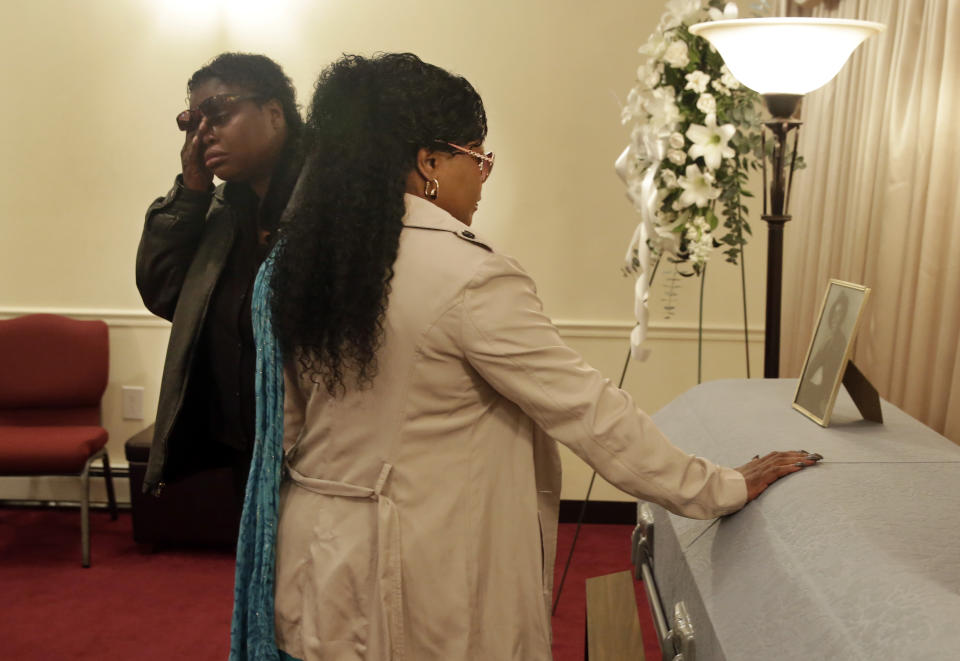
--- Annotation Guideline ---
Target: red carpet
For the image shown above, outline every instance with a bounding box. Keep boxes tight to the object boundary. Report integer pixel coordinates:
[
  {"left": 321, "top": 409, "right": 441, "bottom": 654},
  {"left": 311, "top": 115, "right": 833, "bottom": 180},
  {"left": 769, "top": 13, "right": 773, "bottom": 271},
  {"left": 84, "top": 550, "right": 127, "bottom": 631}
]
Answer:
[
  {"left": 0, "top": 508, "right": 658, "bottom": 660},
  {"left": 552, "top": 523, "right": 661, "bottom": 661}
]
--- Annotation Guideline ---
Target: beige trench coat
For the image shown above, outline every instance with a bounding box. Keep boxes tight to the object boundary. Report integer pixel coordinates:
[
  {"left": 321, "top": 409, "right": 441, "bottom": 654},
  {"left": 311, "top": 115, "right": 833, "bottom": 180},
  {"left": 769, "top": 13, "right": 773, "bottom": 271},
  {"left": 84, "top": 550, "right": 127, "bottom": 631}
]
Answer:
[{"left": 273, "top": 194, "right": 747, "bottom": 661}]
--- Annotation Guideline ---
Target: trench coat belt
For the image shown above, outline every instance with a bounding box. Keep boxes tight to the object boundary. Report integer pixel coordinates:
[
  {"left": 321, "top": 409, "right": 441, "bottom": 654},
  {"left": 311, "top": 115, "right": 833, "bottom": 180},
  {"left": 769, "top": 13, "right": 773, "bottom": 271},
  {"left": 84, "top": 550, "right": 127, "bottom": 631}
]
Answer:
[{"left": 286, "top": 463, "right": 406, "bottom": 661}]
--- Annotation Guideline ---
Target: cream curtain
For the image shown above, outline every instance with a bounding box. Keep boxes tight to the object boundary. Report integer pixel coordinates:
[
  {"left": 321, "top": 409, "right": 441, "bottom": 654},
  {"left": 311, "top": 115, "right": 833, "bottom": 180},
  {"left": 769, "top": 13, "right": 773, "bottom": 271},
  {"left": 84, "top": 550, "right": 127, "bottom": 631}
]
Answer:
[{"left": 779, "top": 0, "right": 960, "bottom": 442}]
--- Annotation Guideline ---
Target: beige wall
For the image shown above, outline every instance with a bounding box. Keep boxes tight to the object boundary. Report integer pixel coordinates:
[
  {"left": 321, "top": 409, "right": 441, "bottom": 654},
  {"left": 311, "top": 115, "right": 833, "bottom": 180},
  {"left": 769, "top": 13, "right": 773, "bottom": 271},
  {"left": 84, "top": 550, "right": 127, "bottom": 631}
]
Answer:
[{"left": 0, "top": 0, "right": 769, "bottom": 504}]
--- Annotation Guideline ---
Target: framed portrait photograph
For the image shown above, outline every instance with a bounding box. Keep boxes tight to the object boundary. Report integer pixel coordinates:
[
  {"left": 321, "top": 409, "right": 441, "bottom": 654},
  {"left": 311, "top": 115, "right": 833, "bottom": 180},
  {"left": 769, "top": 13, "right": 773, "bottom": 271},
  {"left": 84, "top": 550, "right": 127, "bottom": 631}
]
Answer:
[{"left": 793, "top": 279, "right": 872, "bottom": 426}]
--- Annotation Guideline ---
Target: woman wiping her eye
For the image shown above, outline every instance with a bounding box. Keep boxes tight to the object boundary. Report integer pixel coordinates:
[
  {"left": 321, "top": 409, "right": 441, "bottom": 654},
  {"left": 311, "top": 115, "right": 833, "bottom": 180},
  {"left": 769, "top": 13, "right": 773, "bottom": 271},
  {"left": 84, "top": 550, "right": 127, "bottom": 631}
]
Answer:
[{"left": 136, "top": 52, "right": 303, "bottom": 514}]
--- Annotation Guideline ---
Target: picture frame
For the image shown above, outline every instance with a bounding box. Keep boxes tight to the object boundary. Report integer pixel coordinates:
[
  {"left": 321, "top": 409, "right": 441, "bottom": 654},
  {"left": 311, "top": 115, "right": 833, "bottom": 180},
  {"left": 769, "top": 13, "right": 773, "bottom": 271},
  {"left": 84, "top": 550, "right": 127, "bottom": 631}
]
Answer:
[{"left": 793, "top": 279, "right": 872, "bottom": 426}]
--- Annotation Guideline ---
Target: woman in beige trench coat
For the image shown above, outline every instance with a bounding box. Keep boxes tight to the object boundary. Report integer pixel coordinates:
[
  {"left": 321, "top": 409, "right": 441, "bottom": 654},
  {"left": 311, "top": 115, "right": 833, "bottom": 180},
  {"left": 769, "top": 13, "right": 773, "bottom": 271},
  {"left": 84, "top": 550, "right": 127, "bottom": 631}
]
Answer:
[{"left": 265, "top": 53, "right": 820, "bottom": 661}]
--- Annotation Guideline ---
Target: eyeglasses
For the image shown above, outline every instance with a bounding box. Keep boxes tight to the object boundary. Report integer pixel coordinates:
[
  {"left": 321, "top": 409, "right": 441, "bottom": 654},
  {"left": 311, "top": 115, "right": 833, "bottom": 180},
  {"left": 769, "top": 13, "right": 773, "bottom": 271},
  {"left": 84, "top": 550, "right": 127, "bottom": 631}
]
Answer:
[
  {"left": 444, "top": 142, "right": 495, "bottom": 182},
  {"left": 176, "top": 94, "right": 262, "bottom": 132}
]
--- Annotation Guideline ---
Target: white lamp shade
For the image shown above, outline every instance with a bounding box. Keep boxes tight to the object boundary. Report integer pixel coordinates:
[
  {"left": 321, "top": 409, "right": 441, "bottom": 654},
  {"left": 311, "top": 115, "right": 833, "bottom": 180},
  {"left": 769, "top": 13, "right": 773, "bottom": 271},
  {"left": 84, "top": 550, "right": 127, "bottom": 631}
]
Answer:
[{"left": 688, "top": 18, "right": 885, "bottom": 96}]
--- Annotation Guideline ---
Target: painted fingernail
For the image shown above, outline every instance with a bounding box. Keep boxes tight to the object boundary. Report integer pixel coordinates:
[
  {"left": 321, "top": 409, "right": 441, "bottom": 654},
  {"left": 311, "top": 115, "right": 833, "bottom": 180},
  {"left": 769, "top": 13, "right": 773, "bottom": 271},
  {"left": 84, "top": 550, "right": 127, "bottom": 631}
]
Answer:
[
  {"left": 794, "top": 462, "right": 805, "bottom": 467},
  {"left": 753, "top": 454, "right": 760, "bottom": 460},
  {"left": 808, "top": 453, "right": 823, "bottom": 460}
]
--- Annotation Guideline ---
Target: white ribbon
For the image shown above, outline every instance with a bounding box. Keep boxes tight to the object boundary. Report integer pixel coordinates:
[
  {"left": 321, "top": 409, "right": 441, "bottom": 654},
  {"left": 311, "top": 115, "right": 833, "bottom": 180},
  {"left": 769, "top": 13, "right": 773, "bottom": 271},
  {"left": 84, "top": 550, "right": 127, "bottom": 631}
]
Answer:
[{"left": 615, "top": 132, "right": 666, "bottom": 362}]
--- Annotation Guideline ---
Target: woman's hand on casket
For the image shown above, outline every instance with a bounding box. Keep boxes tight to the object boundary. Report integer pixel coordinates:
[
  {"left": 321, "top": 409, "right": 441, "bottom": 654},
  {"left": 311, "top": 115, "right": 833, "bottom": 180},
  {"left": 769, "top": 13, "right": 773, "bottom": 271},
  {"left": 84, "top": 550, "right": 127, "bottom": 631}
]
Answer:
[{"left": 736, "top": 451, "right": 823, "bottom": 503}]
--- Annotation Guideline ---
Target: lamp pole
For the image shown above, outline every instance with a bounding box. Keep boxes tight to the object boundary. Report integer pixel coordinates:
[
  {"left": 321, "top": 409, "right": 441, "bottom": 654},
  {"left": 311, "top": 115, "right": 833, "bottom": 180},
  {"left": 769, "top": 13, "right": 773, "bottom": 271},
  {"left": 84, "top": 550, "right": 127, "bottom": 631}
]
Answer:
[
  {"left": 688, "top": 18, "right": 884, "bottom": 378},
  {"left": 761, "top": 116, "right": 801, "bottom": 378}
]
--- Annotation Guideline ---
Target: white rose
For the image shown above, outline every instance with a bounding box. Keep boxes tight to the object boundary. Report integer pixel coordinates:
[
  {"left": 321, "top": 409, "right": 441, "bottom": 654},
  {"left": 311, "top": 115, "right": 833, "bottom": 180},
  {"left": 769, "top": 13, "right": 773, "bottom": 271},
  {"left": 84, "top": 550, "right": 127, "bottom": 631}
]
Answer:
[
  {"left": 646, "top": 63, "right": 663, "bottom": 88},
  {"left": 667, "top": 149, "right": 687, "bottom": 166},
  {"left": 669, "top": 132, "right": 685, "bottom": 149},
  {"left": 663, "top": 40, "right": 690, "bottom": 69},
  {"left": 720, "top": 65, "right": 740, "bottom": 90},
  {"left": 660, "top": 169, "right": 678, "bottom": 188},
  {"left": 696, "top": 93, "right": 717, "bottom": 115},
  {"left": 637, "top": 63, "right": 662, "bottom": 90},
  {"left": 684, "top": 71, "right": 711, "bottom": 94},
  {"left": 710, "top": 79, "right": 730, "bottom": 96}
]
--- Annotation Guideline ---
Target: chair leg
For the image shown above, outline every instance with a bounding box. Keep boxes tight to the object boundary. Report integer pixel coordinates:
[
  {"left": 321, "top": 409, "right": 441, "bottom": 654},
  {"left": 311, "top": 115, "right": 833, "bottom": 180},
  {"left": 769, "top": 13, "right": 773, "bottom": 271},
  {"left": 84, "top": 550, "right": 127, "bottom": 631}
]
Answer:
[
  {"left": 102, "top": 453, "right": 118, "bottom": 521},
  {"left": 80, "top": 458, "right": 92, "bottom": 568}
]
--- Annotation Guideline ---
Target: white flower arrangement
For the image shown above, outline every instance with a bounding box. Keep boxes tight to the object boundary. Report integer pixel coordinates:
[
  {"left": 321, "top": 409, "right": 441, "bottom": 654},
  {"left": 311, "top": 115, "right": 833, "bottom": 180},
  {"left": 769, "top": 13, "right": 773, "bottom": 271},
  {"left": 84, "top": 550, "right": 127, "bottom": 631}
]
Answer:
[
  {"left": 615, "top": 0, "right": 774, "bottom": 360},
  {"left": 617, "top": 0, "right": 768, "bottom": 278}
]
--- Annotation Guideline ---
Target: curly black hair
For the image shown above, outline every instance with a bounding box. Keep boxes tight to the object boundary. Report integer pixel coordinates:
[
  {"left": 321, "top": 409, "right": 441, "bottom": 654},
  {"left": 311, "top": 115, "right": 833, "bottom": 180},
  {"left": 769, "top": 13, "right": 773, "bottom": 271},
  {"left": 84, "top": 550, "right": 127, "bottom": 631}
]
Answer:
[
  {"left": 270, "top": 53, "right": 487, "bottom": 395},
  {"left": 188, "top": 52, "right": 304, "bottom": 141}
]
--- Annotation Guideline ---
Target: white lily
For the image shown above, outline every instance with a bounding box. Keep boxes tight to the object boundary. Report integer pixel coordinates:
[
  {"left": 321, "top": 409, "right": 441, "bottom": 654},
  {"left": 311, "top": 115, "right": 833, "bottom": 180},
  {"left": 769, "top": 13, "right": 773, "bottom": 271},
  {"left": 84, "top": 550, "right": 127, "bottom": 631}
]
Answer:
[
  {"left": 685, "top": 115, "right": 736, "bottom": 170},
  {"left": 677, "top": 164, "right": 722, "bottom": 208},
  {"left": 660, "top": 0, "right": 703, "bottom": 30},
  {"left": 643, "top": 87, "right": 680, "bottom": 132},
  {"left": 638, "top": 31, "right": 667, "bottom": 59}
]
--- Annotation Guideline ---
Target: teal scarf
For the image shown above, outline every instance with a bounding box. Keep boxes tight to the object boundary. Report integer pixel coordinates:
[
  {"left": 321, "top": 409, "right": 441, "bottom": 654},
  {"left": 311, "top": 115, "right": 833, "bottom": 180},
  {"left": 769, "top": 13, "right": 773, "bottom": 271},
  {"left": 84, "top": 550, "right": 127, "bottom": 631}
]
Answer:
[{"left": 229, "top": 251, "right": 298, "bottom": 661}]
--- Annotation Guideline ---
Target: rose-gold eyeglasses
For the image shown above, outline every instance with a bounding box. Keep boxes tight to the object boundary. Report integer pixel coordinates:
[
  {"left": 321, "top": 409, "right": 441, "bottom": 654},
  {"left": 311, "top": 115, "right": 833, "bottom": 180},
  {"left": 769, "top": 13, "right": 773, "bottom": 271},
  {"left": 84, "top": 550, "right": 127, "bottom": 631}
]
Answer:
[{"left": 445, "top": 142, "right": 495, "bottom": 182}]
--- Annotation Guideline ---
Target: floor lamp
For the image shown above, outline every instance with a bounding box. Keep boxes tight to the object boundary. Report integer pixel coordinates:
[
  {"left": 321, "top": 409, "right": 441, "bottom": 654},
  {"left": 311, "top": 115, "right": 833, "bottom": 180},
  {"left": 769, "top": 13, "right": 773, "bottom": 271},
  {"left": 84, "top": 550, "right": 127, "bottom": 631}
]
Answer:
[{"left": 689, "top": 18, "right": 884, "bottom": 377}]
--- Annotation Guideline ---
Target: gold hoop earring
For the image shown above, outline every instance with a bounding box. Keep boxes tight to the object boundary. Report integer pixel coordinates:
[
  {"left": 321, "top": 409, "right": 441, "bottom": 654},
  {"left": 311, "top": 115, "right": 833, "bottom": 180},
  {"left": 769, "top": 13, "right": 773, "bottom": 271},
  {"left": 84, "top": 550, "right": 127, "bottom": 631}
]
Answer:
[{"left": 424, "top": 178, "right": 439, "bottom": 200}]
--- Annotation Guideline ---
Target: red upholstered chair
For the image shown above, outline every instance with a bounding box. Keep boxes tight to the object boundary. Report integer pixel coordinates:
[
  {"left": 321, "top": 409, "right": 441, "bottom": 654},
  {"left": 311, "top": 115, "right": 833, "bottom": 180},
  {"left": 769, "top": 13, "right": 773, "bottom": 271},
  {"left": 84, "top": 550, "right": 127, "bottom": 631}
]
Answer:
[{"left": 0, "top": 314, "right": 118, "bottom": 567}]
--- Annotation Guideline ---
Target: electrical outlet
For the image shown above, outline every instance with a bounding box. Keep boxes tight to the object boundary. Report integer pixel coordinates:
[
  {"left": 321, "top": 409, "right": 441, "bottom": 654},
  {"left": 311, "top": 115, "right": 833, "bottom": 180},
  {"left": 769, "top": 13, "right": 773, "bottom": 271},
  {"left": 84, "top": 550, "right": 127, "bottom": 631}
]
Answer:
[{"left": 121, "top": 386, "right": 145, "bottom": 420}]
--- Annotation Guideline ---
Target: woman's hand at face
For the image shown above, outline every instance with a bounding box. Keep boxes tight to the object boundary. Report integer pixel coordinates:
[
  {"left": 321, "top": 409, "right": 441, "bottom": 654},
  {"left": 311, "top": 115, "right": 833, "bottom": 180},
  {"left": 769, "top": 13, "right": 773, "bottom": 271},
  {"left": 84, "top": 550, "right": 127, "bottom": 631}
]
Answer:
[
  {"left": 181, "top": 130, "right": 214, "bottom": 192},
  {"left": 736, "top": 451, "right": 823, "bottom": 503}
]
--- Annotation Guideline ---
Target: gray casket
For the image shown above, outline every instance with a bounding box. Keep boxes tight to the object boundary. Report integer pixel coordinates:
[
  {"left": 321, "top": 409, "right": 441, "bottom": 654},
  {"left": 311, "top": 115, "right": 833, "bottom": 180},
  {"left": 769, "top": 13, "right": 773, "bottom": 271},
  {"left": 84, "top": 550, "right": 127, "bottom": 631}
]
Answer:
[{"left": 633, "top": 379, "right": 960, "bottom": 660}]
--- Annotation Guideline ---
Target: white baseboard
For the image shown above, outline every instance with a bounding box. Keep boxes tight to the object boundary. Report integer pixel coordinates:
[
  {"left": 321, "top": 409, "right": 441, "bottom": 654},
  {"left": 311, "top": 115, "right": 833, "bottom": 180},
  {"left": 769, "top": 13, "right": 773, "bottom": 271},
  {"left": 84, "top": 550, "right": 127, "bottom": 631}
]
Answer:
[{"left": 0, "top": 306, "right": 761, "bottom": 340}]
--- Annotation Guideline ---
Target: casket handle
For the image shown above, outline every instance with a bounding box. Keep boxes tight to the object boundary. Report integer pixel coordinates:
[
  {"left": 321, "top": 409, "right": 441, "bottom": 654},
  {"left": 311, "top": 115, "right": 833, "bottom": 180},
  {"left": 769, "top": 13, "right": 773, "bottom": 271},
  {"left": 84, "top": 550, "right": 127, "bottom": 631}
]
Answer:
[
  {"left": 634, "top": 504, "right": 671, "bottom": 655},
  {"left": 642, "top": 569, "right": 697, "bottom": 661},
  {"left": 633, "top": 502, "right": 656, "bottom": 574},
  {"left": 640, "top": 559, "right": 669, "bottom": 650},
  {"left": 635, "top": 504, "right": 697, "bottom": 661},
  {"left": 668, "top": 601, "right": 696, "bottom": 661}
]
